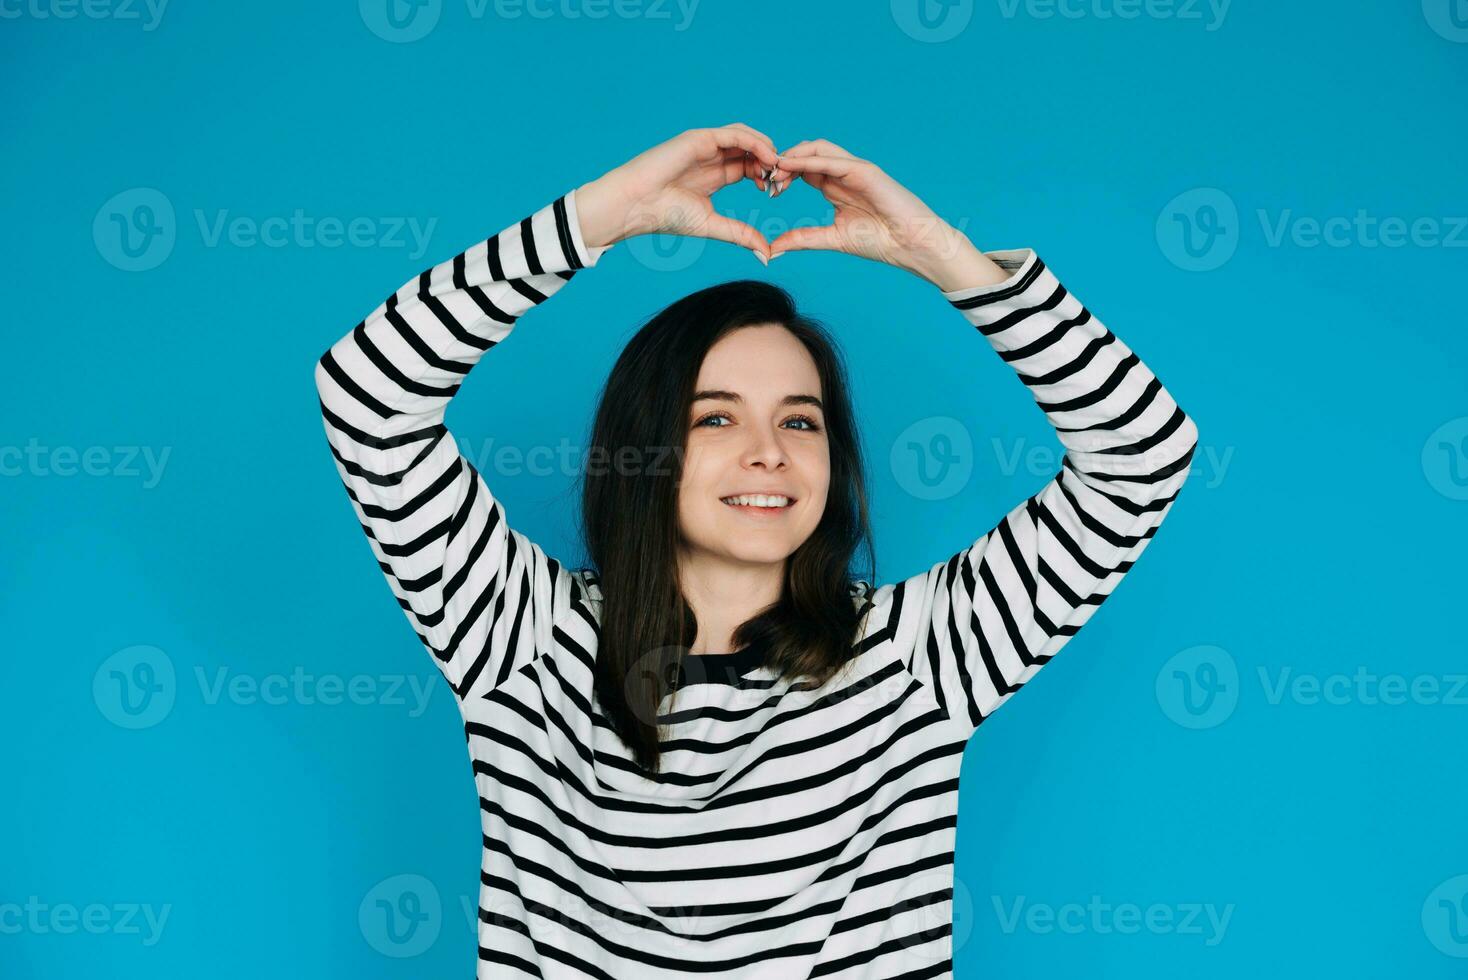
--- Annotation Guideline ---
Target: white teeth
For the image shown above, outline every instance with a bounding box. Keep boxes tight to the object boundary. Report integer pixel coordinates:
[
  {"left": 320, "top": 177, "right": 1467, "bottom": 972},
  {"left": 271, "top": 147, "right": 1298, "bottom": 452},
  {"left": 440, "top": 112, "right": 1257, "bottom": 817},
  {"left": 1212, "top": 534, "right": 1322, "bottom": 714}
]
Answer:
[{"left": 721, "top": 494, "right": 792, "bottom": 508}]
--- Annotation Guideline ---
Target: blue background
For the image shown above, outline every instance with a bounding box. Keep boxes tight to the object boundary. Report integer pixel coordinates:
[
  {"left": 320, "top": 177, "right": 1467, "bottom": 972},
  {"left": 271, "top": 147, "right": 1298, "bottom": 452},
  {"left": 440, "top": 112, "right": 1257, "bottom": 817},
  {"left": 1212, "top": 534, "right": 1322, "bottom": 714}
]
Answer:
[{"left": 4, "top": 0, "right": 1466, "bottom": 975}]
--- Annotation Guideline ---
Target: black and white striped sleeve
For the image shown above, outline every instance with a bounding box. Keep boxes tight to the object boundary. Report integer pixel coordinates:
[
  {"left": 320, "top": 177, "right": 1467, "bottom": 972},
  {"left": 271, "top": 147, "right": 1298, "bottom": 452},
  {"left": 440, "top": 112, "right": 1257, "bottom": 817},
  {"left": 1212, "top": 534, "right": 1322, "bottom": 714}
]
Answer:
[
  {"left": 896, "top": 248, "right": 1199, "bottom": 736},
  {"left": 313, "top": 188, "right": 614, "bottom": 704}
]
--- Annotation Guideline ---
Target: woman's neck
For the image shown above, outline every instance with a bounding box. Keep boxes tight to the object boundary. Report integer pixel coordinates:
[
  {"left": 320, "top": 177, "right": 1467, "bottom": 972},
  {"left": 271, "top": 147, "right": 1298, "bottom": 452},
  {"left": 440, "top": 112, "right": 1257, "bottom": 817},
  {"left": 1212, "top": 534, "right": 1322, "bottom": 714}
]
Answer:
[{"left": 676, "top": 552, "right": 784, "bottom": 654}]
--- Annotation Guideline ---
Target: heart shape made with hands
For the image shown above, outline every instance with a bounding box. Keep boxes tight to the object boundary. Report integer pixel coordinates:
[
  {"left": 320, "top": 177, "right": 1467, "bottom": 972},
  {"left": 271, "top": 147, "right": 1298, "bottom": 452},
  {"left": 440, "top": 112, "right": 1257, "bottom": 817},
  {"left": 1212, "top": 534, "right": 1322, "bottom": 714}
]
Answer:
[
  {"left": 723, "top": 143, "right": 912, "bottom": 267},
  {"left": 711, "top": 158, "right": 832, "bottom": 266},
  {"left": 752, "top": 157, "right": 832, "bottom": 254},
  {"left": 619, "top": 128, "right": 946, "bottom": 270}
]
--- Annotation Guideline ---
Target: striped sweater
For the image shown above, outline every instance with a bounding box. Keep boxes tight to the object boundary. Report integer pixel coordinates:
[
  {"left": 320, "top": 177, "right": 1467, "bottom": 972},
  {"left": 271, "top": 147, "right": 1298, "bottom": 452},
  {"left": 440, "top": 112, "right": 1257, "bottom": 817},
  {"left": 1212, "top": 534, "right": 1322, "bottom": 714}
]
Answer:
[{"left": 314, "top": 186, "right": 1199, "bottom": 978}]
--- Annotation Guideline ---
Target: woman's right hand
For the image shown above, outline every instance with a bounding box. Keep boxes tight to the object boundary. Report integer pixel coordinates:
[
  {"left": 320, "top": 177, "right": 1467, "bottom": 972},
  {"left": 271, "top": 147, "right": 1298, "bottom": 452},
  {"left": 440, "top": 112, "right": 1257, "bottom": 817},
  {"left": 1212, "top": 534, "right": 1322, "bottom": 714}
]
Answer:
[{"left": 575, "top": 124, "right": 782, "bottom": 262}]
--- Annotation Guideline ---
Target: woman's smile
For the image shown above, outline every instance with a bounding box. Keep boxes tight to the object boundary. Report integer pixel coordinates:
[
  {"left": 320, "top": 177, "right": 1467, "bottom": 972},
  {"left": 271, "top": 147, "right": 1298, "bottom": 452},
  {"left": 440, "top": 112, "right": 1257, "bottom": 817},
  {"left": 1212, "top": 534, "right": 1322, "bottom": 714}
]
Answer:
[{"left": 720, "top": 493, "right": 797, "bottom": 516}]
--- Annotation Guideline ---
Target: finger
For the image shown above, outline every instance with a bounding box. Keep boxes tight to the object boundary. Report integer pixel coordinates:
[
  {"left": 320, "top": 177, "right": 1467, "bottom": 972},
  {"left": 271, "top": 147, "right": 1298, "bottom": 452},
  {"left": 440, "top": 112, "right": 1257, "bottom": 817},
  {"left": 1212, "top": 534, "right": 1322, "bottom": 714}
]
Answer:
[
  {"left": 707, "top": 126, "right": 778, "bottom": 170},
  {"left": 730, "top": 149, "right": 786, "bottom": 194},
  {"left": 722, "top": 121, "right": 778, "bottom": 152},
  {"left": 717, "top": 147, "right": 783, "bottom": 196},
  {"left": 806, "top": 139, "right": 858, "bottom": 159},
  {"left": 699, "top": 212, "right": 772, "bottom": 259},
  {"left": 767, "top": 224, "right": 846, "bottom": 256},
  {"left": 767, "top": 142, "right": 812, "bottom": 185},
  {"left": 777, "top": 139, "right": 858, "bottom": 161},
  {"left": 728, "top": 147, "right": 775, "bottom": 189},
  {"left": 770, "top": 140, "right": 858, "bottom": 183},
  {"left": 773, "top": 153, "right": 861, "bottom": 182},
  {"left": 774, "top": 139, "right": 815, "bottom": 160},
  {"left": 733, "top": 149, "right": 775, "bottom": 191},
  {"left": 725, "top": 149, "right": 768, "bottom": 190},
  {"left": 775, "top": 166, "right": 827, "bottom": 196},
  {"left": 770, "top": 166, "right": 805, "bottom": 197},
  {"left": 764, "top": 142, "right": 809, "bottom": 190}
]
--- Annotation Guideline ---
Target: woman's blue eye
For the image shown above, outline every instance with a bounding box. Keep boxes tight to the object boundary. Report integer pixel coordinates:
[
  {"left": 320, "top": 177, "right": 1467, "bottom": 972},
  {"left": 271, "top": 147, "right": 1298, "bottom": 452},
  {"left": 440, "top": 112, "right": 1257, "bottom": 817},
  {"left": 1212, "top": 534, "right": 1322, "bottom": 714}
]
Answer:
[{"left": 694, "top": 412, "right": 822, "bottom": 432}]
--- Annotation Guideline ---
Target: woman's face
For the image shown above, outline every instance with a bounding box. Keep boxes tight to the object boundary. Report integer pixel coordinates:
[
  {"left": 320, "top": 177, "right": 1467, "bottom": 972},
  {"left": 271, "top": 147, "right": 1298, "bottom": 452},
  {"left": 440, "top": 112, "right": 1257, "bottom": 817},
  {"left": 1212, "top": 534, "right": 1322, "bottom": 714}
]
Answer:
[{"left": 676, "top": 324, "right": 830, "bottom": 568}]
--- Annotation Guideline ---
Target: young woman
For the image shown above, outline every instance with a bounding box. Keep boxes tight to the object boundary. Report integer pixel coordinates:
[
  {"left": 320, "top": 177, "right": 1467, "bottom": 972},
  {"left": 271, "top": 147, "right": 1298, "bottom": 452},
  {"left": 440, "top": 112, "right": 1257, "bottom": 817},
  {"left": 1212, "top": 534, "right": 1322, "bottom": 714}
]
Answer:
[{"left": 315, "top": 123, "right": 1198, "bottom": 979}]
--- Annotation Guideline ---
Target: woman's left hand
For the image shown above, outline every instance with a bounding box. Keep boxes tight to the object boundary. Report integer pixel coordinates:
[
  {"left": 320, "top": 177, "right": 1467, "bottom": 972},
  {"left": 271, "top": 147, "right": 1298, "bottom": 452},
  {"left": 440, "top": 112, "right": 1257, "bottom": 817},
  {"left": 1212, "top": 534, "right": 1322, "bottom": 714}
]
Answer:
[{"left": 764, "top": 140, "right": 966, "bottom": 279}]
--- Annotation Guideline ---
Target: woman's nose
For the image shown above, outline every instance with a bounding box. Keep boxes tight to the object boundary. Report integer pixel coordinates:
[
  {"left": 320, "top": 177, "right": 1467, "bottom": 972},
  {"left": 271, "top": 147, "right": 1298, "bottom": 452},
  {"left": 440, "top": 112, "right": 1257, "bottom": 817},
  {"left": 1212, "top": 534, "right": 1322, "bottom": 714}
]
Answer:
[{"left": 741, "top": 426, "right": 789, "bottom": 468}]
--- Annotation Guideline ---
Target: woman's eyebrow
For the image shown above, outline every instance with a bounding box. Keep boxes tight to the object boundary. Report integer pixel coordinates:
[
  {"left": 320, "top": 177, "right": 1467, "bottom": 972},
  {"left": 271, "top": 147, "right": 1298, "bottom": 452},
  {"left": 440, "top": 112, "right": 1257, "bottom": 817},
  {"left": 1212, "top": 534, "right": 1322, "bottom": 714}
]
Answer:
[{"left": 692, "top": 389, "right": 824, "bottom": 410}]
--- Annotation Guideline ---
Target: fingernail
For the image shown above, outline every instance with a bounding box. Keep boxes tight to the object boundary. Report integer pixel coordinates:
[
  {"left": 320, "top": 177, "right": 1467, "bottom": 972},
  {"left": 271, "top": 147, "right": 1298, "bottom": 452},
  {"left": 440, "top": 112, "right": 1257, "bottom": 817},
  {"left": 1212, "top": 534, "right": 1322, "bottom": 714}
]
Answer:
[
  {"left": 769, "top": 251, "right": 785, "bottom": 260},
  {"left": 755, "top": 250, "right": 768, "bottom": 266}
]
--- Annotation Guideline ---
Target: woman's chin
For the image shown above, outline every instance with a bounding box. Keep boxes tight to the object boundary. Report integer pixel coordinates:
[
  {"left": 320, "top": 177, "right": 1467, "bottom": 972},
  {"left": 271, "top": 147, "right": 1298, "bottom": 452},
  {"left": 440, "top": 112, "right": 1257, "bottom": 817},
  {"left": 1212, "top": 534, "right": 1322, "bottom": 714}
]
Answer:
[{"left": 718, "top": 542, "right": 797, "bottom": 566}]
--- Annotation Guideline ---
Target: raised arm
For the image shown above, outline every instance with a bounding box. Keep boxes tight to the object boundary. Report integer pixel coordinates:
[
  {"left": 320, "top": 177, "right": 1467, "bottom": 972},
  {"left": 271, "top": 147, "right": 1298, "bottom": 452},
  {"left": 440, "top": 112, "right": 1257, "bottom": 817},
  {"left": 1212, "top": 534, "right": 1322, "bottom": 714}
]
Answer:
[
  {"left": 313, "top": 125, "right": 783, "bottom": 707},
  {"left": 900, "top": 248, "right": 1198, "bottom": 735},
  {"left": 767, "top": 142, "right": 1199, "bottom": 737},
  {"left": 313, "top": 189, "right": 614, "bottom": 704}
]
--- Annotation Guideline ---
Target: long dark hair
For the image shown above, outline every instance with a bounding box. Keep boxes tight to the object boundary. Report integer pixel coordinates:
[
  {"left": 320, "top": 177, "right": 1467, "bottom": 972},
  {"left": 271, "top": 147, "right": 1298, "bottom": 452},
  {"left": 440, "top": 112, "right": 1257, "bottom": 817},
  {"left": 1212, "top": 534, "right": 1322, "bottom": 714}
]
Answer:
[{"left": 572, "top": 278, "right": 877, "bottom": 774}]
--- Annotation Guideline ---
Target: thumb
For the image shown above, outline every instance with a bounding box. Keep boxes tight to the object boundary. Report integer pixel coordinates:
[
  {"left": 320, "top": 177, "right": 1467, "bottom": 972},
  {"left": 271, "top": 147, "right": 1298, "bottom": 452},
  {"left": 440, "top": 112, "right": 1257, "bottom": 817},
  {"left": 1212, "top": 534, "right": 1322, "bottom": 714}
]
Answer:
[
  {"left": 698, "top": 213, "right": 771, "bottom": 262},
  {"left": 767, "top": 224, "right": 845, "bottom": 256}
]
